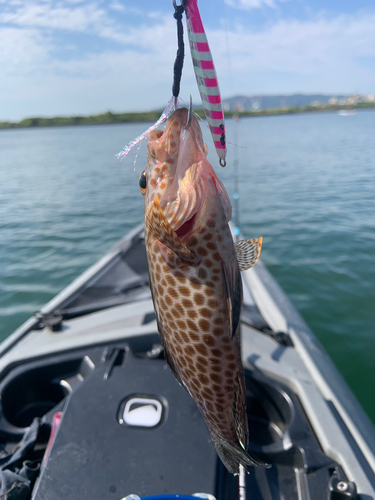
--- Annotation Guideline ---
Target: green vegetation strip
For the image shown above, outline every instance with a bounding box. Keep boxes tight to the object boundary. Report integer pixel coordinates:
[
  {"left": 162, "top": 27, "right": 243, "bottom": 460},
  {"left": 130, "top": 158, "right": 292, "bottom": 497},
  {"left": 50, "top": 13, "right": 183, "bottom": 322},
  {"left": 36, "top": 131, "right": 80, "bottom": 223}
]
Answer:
[{"left": 1, "top": 103, "right": 375, "bottom": 130}]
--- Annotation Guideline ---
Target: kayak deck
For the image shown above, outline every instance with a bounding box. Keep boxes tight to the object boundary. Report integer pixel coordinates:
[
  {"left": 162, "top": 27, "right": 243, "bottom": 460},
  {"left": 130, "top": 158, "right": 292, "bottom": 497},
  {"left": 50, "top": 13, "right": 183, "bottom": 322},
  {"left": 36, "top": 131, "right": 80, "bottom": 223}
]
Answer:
[{"left": 0, "top": 224, "right": 374, "bottom": 499}]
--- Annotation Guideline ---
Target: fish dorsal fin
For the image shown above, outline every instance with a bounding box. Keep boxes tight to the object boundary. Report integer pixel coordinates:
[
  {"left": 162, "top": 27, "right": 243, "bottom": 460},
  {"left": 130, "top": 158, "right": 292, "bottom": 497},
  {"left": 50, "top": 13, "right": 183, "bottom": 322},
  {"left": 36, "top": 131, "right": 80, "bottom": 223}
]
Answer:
[
  {"left": 235, "top": 237, "right": 262, "bottom": 271},
  {"left": 222, "top": 262, "right": 242, "bottom": 339},
  {"left": 147, "top": 196, "right": 200, "bottom": 267}
]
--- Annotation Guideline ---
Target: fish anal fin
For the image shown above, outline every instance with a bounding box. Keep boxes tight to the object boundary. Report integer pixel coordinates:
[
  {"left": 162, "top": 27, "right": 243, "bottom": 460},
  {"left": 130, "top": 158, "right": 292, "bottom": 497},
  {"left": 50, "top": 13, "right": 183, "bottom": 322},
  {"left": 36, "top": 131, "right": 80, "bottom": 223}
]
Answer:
[
  {"left": 222, "top": 262, "right": 242, "bottom": 339},
  {"left": 155, "top": 323, "right": 187, "bottom": 391},
  {"left": 235, "top": 237, "right": 262, "bottom": 271},
  {"left": 147, "top": 196, "right": 200, "bottom": 266},
  {"left": 232, "top": 371, "right": 249, "bottom": 450},
  {"left": 163, "top": 343, "right": 185, "bottom": 389},
  {"left": 210, "top": 431, "right": 269, "bottom": 475}
]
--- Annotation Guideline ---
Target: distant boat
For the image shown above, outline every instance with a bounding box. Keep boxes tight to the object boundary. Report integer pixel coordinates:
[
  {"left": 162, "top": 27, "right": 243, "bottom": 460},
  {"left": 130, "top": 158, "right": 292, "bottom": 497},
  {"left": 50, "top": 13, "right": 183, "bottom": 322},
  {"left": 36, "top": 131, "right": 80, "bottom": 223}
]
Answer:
[{"left": 338, "top": 109, "right": 355, "bottom": 116}]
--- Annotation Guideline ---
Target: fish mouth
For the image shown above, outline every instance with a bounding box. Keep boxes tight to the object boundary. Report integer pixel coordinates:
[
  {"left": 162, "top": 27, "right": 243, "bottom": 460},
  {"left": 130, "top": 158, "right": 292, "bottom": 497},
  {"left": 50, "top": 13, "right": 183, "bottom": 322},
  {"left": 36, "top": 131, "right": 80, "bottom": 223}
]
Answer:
[{"left": 147, "top": 107, "right": 206, "bottom": 242}]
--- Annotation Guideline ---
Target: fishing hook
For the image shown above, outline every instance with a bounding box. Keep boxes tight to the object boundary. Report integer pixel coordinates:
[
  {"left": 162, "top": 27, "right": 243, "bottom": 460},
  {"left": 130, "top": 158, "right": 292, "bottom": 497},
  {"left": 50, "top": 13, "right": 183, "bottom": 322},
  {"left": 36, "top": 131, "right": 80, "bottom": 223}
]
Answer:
[{"left": 186, "top": 95, "right": 193, "bottom": 129}]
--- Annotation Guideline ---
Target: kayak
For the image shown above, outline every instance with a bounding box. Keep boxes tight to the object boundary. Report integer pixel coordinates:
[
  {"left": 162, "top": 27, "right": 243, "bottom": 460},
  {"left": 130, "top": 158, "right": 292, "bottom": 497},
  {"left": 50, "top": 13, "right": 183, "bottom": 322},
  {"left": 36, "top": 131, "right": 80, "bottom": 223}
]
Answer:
[{"left": 1, "top": 223, "right": 374, "bottom": 500}]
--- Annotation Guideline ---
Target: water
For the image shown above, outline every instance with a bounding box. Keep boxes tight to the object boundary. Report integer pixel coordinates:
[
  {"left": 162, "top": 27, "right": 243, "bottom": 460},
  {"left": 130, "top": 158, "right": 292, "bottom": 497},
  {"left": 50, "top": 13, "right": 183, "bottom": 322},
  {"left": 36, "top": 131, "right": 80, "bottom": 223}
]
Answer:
[{"left": 1, "top": 111, "right": 374, "bottom": 422}]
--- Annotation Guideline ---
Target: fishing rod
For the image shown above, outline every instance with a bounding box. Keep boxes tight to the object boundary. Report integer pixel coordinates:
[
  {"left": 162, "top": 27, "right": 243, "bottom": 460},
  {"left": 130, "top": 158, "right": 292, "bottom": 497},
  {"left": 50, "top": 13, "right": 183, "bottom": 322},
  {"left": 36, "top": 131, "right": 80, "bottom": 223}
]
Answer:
[
  {"left": 239, "top": 464, "right": 246, "bottom": 500},
  {"left": 173, "top": 4, "right": 247, "bottom": 499},
  {"left": 233, "top": 115, "right": 240, "bottom": 242}
]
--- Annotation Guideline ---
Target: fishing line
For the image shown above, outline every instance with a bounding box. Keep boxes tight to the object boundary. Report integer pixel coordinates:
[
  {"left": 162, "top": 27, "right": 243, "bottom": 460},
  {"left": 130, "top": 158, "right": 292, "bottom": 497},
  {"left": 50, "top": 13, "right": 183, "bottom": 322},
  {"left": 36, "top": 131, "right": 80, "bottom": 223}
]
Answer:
[
  {"left": 221, "top": 0, "right": 241, "bottom": 240},
  {"left": 221, "top": 0, "right": 234, "bottom": 92}
]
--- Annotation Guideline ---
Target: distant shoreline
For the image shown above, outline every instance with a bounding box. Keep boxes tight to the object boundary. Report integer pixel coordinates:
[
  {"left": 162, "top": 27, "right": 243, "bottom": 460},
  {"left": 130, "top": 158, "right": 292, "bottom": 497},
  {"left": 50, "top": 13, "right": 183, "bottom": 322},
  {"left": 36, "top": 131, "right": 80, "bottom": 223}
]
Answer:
[{"left": 1, "top": 102, "right": 374, "bottom": 130}]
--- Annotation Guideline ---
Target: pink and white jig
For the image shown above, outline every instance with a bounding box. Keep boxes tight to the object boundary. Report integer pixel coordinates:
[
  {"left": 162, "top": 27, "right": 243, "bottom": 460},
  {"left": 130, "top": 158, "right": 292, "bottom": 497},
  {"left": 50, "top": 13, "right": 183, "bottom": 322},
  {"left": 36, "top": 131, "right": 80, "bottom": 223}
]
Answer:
[{"left": 184, "top": 0, "right": 227, "bottom": 166}]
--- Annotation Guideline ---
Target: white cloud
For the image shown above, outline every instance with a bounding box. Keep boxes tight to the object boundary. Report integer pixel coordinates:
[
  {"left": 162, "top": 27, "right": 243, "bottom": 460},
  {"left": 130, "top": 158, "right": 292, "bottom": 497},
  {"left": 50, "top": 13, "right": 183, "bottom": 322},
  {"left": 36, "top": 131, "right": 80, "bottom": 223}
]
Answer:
[
  {"left": 1, "top": 2, "right": 375, "bottom": 120},
  {"left": 108, "top": 1, "right": 126, "bottom": 13},
  {"left": 0, "top": 2, "right": 172, "bottom": 47},
  {"left": 0, "top": 6, "right": 185, "bottom": 119},
  {"left": 208, "top": 12, "right": 375, "bottom": 94},
  {"left": 0, "top": 3, "right": 112, "bottom": 33},
  {"left": 225, "top": 0, "right": 283, "bottom": 10},
  {"left": 0, "top": 27, "right": 49, "bottom": 75}
]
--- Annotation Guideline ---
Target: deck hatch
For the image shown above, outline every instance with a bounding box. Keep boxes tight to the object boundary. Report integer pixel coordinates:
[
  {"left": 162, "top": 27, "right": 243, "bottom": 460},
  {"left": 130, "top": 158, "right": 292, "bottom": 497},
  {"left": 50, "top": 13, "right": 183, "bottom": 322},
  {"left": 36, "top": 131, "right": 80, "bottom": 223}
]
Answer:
[{"left": 122, "top": 397, "right": 163, "bottom": 427}]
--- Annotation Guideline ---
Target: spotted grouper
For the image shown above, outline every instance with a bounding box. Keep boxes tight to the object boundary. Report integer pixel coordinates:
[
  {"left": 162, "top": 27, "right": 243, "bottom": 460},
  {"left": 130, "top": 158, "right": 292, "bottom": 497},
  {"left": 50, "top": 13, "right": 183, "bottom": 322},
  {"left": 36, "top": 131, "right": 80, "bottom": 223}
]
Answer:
[{"left": 139, "top": 107, "right": 265, "bottom": 474}]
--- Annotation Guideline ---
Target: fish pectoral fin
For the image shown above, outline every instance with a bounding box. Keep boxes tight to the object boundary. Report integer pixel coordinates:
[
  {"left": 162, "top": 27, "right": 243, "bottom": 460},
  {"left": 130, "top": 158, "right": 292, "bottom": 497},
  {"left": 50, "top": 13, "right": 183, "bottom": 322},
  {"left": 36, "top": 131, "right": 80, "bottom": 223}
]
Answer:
[
  {"left": 222, "top": 262, "right": 242, "bottom": 339},
  {"left": 235, "top": 237, "right": 262, "bottom": 271},
  {"left": 153, "top": 241, "right": 181, "bottom": 269},
  {"left": 147, "top": 196, "right": 200, "bottom": 266}
]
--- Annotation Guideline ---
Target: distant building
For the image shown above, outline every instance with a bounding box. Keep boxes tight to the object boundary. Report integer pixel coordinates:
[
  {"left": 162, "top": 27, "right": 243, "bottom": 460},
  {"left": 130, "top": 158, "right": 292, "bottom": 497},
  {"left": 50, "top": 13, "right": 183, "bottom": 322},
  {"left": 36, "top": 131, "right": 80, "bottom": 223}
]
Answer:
[
  {"left": 329, "top": 97, "right": 338, "bottom": 105},
  {"left": 234, "top": 102, "right": 244, "bottom": 112},
  {"left": 250, "top": 99, "right": 260, "bottom": 110}
]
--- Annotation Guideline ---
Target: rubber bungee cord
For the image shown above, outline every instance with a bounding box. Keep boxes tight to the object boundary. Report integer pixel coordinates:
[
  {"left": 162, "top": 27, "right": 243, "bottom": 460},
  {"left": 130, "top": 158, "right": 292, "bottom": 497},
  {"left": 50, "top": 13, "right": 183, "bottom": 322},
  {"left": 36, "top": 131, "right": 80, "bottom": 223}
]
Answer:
[{"left": 172, "top": 1, "right": 185, "bottom": 109}]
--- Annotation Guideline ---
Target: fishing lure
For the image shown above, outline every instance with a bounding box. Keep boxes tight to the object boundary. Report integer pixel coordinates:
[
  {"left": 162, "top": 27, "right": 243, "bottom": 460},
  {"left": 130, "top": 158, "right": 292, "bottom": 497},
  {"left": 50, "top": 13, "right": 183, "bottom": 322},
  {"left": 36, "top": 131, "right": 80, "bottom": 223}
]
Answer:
[
  {"left": 117, "top": 1, "right": 227, "bottom": 168},
  {"left": 183, "top": 0, "right": 227, "bottom": 166},
  {"left": 117, "top": 98, "right": 175, "bottom": 162}
]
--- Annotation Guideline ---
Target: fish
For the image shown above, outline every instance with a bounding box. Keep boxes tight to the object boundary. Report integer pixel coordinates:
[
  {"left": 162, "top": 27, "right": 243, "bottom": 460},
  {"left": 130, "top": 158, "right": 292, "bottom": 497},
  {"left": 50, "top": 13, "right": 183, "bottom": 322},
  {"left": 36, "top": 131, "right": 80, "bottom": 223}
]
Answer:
[{"left": 139, "top": 106, "right": 265, "bottom": 474}]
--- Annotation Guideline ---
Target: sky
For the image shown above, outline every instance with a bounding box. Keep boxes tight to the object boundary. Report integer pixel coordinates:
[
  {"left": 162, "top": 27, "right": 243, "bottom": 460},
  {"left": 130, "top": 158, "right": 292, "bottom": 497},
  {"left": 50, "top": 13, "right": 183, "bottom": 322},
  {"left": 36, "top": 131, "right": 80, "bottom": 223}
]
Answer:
[{"left": 1, "top": 0, "right": 375, "bottom": 121}]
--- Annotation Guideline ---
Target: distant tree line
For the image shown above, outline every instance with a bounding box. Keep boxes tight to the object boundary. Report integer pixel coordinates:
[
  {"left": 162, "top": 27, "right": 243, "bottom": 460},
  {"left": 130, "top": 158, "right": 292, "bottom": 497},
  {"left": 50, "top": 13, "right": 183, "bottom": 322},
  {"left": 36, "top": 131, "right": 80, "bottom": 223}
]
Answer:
[{"left": 1, "top": 103, "right": 374, "bottom": 130}]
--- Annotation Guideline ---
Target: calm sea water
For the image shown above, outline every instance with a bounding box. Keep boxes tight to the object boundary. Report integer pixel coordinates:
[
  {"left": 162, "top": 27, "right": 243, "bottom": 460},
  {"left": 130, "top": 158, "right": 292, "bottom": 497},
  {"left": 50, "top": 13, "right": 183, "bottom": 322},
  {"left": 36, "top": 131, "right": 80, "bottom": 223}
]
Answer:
[{"left": 1, "top": 111, "right": 374, "bottom": 421}]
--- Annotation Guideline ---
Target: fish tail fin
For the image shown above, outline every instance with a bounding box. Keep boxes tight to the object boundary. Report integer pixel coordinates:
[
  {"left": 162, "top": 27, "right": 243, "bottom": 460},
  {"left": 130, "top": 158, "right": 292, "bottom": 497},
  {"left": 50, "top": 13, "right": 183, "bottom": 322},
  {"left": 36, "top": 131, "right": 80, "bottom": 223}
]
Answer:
[{"left": 211, "top": 433, "right": 270, "bottom": 475}]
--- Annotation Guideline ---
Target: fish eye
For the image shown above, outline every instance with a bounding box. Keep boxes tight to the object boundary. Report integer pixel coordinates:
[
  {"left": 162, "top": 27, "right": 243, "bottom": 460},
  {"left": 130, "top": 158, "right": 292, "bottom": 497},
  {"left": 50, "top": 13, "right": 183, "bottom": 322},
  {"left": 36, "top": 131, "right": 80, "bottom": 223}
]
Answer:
[{"left": 139, "top": 172, "right": 147, "bottom": 193}]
